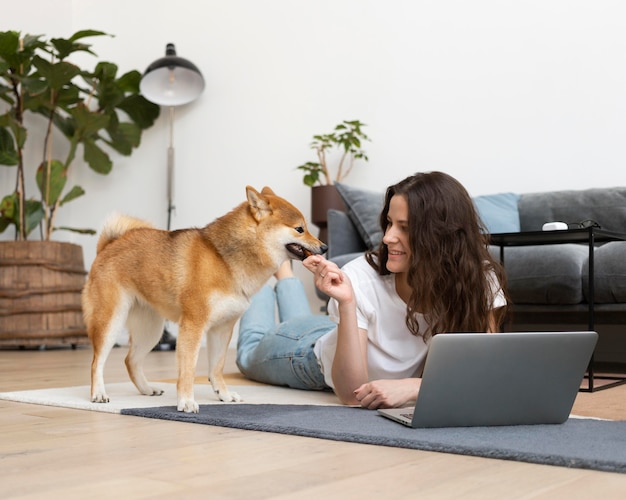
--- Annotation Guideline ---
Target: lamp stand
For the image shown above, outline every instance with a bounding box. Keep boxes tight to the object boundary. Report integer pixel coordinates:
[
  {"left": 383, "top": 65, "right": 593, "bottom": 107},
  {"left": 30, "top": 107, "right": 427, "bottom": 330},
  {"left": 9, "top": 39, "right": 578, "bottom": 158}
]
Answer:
[
  {"left": 167, "top": 106, "right": 175, "bottom": 230},
  {"left": 155, "top": 107, "right": 178, "bottom": 350}
]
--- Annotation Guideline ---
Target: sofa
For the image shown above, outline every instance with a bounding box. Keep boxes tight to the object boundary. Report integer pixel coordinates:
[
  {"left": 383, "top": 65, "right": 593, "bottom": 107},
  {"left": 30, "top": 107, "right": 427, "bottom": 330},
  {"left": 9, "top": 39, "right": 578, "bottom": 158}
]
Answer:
[{"left": 320, "top": 182, "right": 626, "bottom": 330}]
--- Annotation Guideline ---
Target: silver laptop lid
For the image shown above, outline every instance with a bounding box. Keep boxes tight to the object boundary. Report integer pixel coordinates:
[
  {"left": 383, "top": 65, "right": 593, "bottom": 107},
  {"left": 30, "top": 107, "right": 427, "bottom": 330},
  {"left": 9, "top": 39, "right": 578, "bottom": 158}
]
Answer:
[{"left": 410, "top": 331, "right": 597, "bottom": 428}]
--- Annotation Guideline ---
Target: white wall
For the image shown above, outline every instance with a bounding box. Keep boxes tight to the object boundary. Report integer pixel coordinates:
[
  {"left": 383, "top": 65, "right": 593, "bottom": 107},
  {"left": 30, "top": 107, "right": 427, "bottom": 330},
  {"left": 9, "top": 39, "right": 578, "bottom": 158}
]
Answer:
[{"left": 2, "top": 0, "right": 626, "bottom": 308}]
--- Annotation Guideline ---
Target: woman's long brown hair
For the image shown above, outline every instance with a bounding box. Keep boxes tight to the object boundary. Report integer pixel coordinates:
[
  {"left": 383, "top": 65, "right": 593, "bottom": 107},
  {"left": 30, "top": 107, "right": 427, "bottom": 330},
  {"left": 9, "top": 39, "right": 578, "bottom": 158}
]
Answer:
[{"left": 366, "top": 171, "right": 509, "bottom": 339}]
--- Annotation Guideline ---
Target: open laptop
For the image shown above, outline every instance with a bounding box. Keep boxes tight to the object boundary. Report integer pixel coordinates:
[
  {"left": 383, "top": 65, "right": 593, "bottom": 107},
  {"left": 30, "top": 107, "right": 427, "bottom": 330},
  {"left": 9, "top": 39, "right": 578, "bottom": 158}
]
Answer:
[{"left": 378, "top": 331, "right": 597, "bottom": 428}]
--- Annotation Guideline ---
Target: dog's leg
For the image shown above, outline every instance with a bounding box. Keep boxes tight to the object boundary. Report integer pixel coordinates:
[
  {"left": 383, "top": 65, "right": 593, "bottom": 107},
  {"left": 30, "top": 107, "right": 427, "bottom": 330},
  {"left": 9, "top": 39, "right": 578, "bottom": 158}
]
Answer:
[
  {"left": 89, "top": 301, "right": 129, "bottom": 403},
  {"left": 91, "top": 335, "right": 118, "bottom": 403},
  {"left": 206, "top": 319, "right": 241, "bottom": 403},
  {"left": 175, "top": 318, "right": 204, "bottom": 413},
  {"left": 125, "top": 304, "right": 165, "bottom": 397}
]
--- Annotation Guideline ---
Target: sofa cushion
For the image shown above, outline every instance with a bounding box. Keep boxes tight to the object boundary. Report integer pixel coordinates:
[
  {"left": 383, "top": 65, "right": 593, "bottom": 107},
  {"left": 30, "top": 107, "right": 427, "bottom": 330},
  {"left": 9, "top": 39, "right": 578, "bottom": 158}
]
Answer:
[
  {"left": 583, "top": 242, "right": 626, "bottom": 303},
  {"left": 518, "top": 187, "right": 626, "bottom": 232},
  {"left": 327, "top": 209, "right": 367, "bottom": 259},
  {"left": 499, "top": 244, "right": 588, "bottom": 305},
  {"left": 335, "top": 182, "right": 384, "bottom": 249},
  {"left": 473, "top": 192, "right": 521, "bottom": 234}
]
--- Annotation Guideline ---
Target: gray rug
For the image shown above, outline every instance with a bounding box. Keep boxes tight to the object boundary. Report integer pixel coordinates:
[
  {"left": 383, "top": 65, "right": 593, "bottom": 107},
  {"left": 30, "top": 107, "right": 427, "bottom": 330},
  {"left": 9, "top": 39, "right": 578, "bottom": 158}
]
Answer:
[{"left": 121, "top": 404, "right": 626, "bottom": 473}]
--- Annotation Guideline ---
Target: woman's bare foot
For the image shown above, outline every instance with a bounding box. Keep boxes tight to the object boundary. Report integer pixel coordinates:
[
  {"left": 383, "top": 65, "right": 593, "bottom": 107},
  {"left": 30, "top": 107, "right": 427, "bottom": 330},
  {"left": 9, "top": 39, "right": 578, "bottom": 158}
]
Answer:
[{"left": 274, "top": 260, "right": 294, "bottom": 280}]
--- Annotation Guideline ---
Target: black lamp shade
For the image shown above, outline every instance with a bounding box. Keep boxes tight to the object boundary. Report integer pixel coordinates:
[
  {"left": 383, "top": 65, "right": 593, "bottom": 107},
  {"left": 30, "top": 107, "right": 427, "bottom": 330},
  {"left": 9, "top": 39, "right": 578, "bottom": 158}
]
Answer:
[{"left": 140, "top": 43, "right": 205, "bottom": 106}]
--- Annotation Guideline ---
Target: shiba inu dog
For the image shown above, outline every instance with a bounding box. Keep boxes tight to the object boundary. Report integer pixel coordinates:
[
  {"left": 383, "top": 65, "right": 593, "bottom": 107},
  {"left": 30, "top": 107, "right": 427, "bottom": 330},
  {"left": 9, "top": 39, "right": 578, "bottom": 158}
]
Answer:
[{"left": 82, "top": 186, "right": 327, "bottom": 413}]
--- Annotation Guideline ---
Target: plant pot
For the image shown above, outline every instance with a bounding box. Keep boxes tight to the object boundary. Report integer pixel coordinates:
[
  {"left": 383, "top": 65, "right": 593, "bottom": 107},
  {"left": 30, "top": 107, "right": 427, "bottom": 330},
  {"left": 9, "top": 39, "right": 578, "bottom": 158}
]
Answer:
[
  {"left": 311, "top": 185, "right": 346, "bottom": 243},
  {"left": 0, "top": 241, "right": 89, "bottom": 349}
]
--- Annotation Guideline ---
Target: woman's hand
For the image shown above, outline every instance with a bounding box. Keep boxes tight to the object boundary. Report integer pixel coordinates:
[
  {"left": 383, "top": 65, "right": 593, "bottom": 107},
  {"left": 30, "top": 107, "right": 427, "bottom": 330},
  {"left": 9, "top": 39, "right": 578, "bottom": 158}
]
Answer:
[
  {"left": 353, "top": 378, "right": 422, "bottom": 409},
  {"left": 303, "top": 255, "right": 354, "bottom": 304}
]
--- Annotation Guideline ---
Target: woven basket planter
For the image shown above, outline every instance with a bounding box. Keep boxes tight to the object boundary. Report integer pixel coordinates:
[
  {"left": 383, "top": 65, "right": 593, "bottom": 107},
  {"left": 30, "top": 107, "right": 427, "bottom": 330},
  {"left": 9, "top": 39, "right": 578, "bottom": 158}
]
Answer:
[{"left": 0, "top": 241, "right": 89, "bottom": 348}]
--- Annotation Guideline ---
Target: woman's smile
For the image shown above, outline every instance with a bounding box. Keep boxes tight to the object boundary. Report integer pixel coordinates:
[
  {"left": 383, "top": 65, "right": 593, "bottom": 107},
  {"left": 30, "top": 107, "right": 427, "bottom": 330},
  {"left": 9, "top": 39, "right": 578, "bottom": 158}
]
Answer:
[{"left": 383, "top": 195, "right": 411, "bottom": 273}]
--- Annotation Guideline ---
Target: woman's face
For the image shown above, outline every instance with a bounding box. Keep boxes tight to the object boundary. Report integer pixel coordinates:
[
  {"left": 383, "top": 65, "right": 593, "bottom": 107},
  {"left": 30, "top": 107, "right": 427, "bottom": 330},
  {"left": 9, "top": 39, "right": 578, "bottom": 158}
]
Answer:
[{"left": 382, "top": 194, "right": 411, "bottom": 274}]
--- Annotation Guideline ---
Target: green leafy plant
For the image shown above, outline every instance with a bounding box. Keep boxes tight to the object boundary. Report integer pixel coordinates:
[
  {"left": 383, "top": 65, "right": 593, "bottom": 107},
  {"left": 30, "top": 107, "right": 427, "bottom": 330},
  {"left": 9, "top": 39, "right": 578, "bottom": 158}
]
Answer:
[
  {"left": 0, "top": 29, "right": 160, "bottom": 240},
  {"left": 296, "top": 119, "right": 370, "bottom": 187}
]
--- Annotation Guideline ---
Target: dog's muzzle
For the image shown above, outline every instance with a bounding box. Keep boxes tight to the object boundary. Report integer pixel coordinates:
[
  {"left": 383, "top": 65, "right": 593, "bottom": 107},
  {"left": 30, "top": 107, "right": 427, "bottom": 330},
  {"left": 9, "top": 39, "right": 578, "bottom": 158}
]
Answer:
[{"left": 286, "top": 243, "right": 328, "bottom": 261}]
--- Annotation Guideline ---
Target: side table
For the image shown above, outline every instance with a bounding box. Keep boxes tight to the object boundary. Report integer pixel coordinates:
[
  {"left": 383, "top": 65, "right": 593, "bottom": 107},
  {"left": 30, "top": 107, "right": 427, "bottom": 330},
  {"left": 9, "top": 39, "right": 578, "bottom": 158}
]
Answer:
[{"left": 490, "top": 227, "right": 626, "bottom": 392}]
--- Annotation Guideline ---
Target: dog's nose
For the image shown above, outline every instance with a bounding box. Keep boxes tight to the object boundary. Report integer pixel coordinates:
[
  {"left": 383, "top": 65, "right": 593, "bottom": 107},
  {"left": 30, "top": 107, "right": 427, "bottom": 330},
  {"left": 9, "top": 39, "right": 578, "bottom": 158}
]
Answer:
[{"left": 320, "top": 244, "right": 328, "bottom": 255}]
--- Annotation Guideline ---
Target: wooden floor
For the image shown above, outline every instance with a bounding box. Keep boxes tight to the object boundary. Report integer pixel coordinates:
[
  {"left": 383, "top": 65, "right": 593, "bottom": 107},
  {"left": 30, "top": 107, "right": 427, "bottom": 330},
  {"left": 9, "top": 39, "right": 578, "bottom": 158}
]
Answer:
[{"left": 2, "top": 347, "right": 626, "bottom": 499}]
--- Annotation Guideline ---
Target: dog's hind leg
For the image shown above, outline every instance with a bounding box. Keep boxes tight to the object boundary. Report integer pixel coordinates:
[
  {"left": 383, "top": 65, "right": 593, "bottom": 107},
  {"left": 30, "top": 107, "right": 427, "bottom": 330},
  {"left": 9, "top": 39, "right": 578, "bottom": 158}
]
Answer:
[
  {"left": 206, "top": 319, "right": 241, "bottom": 403},
  {"left": 91, "top": 333, "right": 118, "bottom": 403},
  {"left": 125, "top": 304, "right": 165, "bottom": 397},
  {"left": 89, "top": 299, "right": 130, "bottom": 403}
]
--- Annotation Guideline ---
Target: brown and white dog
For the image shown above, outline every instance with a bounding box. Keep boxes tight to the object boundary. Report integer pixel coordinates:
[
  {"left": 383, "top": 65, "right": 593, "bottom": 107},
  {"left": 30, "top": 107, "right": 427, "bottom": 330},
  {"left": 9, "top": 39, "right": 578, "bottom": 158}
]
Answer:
[{"left": 82, "top": 186, "right": 327, "bottom": 413}]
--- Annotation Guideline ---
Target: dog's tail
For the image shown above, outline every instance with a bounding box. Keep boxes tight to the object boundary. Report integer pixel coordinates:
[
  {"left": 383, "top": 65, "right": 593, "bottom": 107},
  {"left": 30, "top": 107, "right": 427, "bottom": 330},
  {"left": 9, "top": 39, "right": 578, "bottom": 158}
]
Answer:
[{"left": 96, "top": 213, "right": 154, "bottom": 254}]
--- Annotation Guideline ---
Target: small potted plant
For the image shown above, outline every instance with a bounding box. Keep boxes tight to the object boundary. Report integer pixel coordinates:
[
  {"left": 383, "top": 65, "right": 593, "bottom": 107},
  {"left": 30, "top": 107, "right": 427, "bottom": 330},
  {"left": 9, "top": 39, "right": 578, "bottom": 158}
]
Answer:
[
  {"left": 0, "top": 29, "right": 160, "bottom": 347},
  {"left": 295, "top": 119, "right": 370, "bottom": 240}
]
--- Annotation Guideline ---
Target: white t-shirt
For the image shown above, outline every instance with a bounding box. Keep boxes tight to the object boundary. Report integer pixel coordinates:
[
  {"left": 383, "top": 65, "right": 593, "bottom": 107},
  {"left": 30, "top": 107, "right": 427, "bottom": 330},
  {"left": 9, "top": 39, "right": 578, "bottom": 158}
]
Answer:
[
  {"left": 313, "top": 255, "right": 506, "bottom": 390},
  {"left": 313, "top": 256, "right": 429, "bottom": 390}
]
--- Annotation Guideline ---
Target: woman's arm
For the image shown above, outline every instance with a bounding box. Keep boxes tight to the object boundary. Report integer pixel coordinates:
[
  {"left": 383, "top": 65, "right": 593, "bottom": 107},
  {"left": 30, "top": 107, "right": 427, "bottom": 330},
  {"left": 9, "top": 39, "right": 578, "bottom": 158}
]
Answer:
[
  {"left": 330, "top": 300, "right": 369, "bottom": 405},
  {"left": 303, "top": 255, "right": 369, "bottom": 405},
  {"left": 304, "top": 256, "right": 421, "bottom": 408}
]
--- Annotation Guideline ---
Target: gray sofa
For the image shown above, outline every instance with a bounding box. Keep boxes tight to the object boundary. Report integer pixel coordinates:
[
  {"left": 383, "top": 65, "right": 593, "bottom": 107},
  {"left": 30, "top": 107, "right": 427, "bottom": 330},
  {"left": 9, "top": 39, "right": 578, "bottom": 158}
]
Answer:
[{"left": 321, "top": 183, "right": 626, "bottom": 329}]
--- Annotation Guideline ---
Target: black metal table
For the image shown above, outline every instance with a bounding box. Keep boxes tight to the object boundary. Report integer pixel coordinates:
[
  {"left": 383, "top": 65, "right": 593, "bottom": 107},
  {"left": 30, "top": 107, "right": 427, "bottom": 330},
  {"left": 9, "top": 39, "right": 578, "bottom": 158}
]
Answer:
[{"left": 490, "top": 227, "right": 626, "bottom": 392}]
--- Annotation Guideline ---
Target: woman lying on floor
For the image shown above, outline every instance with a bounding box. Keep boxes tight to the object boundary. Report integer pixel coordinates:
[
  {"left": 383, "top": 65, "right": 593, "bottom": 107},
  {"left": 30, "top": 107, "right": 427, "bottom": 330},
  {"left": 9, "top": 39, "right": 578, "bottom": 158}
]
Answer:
[{"left": 236, "top": 171, "right": 509, "bottom": 409}]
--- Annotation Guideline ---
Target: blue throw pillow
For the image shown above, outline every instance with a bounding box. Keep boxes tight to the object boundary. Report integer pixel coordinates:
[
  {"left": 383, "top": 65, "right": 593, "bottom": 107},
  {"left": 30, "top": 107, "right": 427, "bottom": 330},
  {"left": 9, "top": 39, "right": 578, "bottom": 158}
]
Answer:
[
  {"left": 473, "top": 192, "right": 521, "bottom": 234},
  {"left": 335, "top": 182, "right": 385, "bottom": 248}
]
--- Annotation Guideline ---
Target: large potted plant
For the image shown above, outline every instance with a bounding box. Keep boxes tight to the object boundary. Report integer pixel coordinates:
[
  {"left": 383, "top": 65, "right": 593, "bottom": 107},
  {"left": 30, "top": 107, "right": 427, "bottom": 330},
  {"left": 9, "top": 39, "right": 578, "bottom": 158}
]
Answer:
[
  {"left": 0, "top": 30, "right": 159, "bottom": 348},
  {"left": 296, "top": 119, "right": 370, "bottom": 241}
]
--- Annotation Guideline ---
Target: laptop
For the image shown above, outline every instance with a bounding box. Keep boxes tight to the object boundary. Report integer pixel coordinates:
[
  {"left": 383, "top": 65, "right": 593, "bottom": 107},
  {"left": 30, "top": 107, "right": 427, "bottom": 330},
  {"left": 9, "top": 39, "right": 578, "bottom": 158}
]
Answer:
[{"left": 378, "top": 331, "right": 597, "bottom": 428}]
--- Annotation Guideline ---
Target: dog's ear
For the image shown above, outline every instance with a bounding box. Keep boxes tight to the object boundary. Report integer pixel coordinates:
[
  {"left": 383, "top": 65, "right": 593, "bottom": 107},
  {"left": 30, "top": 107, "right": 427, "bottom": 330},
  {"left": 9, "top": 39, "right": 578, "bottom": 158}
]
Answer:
[
  {"left": 260, "top": 186, "right": 276, "bottom": 196},
  {"left": 246, "top": 186, "right": 273, "bottom": 221}
]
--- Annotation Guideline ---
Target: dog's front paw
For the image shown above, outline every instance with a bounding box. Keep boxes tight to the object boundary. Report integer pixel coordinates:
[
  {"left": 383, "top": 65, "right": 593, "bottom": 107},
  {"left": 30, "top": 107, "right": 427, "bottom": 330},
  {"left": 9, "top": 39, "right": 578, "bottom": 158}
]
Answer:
[
  {"left": 91, "top": 393, "right": 110, "bottom": 404},
  {"left": 217, "top": 389, "right": 242, "bottom": 403},
  {"left": 177, "top": 398, "right": 199, "bottom": 413}
]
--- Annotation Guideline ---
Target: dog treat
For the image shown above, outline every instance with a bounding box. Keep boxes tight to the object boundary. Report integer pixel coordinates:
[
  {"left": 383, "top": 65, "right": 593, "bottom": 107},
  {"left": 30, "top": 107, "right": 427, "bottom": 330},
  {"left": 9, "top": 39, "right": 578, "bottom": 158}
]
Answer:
[{"left": 303, "top": 248, "right": 313, "bottom": 257}]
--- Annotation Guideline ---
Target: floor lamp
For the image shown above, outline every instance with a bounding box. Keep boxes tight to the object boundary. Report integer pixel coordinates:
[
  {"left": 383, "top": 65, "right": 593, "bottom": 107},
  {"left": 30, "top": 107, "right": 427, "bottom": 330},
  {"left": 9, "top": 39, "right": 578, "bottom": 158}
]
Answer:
[
  {"left": 140, "top": 43, "right": 205, "bottom": 229},
  {"left": 140, "top": 43, "right": 205, "bottom": 350}
]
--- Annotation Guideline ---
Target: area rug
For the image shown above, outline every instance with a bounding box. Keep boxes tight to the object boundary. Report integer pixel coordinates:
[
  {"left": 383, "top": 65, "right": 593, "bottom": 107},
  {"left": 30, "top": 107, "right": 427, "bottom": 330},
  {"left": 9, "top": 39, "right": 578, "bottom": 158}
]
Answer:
[
  {"left": 0, "top": 381, "right": 340, "bottom": 413},
  {"left": 121, "top": 403, "right": 626, "bottom": 474},
  {"left": 3, "top": 383, "right": 626, "bottom": 474}
]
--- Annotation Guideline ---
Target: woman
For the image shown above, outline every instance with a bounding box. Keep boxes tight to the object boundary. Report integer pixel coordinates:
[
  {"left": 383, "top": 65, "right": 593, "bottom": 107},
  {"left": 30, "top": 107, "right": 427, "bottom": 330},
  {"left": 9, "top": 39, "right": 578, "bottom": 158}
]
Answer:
[{"left": 236, "top": 171, "right": 508, "bottom": 409}]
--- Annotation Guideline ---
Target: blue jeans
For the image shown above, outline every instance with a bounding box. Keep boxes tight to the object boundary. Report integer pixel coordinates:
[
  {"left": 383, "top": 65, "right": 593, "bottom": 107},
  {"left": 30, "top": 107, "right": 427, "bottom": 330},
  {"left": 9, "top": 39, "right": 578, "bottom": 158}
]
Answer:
[{"left": 236, "top": 277, "right": 335, "bottom": 390}]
